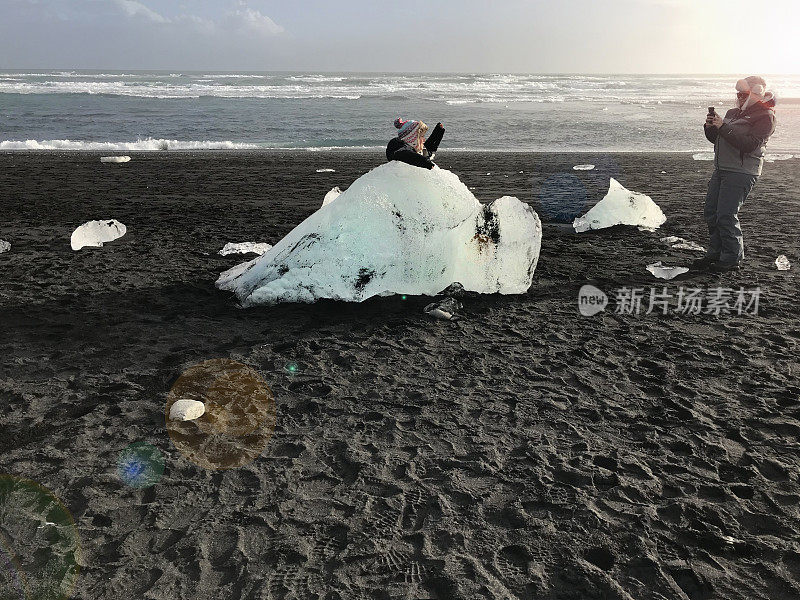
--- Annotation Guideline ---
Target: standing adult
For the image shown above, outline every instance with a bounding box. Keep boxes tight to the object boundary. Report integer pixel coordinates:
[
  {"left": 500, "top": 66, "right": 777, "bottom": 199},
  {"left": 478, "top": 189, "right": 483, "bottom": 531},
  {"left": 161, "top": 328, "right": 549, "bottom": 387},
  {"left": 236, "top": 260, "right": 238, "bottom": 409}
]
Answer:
[{"left": 696, "top": 76, "right": 777, "bottom": 272}]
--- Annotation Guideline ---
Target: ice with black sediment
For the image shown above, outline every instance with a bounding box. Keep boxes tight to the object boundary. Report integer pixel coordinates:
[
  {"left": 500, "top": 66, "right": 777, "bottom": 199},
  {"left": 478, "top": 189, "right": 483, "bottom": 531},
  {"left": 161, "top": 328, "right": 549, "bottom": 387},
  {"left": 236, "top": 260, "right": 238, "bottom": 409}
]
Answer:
[
  {"left": 217, "top": 162, "right": 542, "bottom": 305},
  {"left": 424, "top": 297, "right": 463, "bottom": 321},
  {"left": 70, "top": 220, "right": 127, "bottom": 251}
]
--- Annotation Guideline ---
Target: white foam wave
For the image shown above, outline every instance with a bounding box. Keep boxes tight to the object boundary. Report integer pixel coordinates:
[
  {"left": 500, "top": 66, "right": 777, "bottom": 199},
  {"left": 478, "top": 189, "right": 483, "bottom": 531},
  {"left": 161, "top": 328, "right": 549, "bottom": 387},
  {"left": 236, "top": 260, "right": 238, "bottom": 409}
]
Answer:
[
  {"left": 202, "top": 74, "right": 272, "bottom": 79},
  {"left": 288, "top": 75, "right": 347, "bottom": 82},
  {"left": 4, "top": 72, "right": 798, "bottom": 103},
  {"left": 0, "top": 138, "right": 260, "bottom": 151},
  {"left": 0, "top": 80, "right": 364, "bottom": 99}
]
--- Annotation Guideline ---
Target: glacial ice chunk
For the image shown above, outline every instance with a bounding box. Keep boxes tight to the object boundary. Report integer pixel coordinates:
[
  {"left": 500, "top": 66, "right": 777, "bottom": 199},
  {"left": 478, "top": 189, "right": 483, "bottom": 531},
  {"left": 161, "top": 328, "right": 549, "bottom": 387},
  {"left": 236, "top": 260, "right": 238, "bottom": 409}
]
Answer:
[
  {"left": 573, "top": 178, "right": 666, "bottom": 233},
  {"left": 219, "top": 242, "right": 272, "bottom": 256},
  {"left": 70, "top": 219, "right": 127, "bottom": 251},
  {"left": 316, "top": 168, "right": 336, "bottom": 173},
  {"left": 100, "top": 156, "right": 131, "bottom": 163},
  {"left": 692, "top": 153, "right": 714, "bottom": 161},
  {"left": 776, "top": 255, "right": 791, "bottom": 271},
  {"left": 647, "top": 262, "right": 689, "bottom": 280},
  {"left": 0, "top": 240, "right": 10, "bottom": 254},
  {"left": 322, "top": 187, "right": 341, "bottom": 207},
  {"left": 169, "top": 399, "right": 206, "bottom": 421},
  {"left": 216, "top": 161, "right": 542, "bottom": 305},
  {"left": 765, "top": 154, "right": 794, "bottom": 162},
  {"left": 572, "top": 164, "right": 595, "bottom": 171}
]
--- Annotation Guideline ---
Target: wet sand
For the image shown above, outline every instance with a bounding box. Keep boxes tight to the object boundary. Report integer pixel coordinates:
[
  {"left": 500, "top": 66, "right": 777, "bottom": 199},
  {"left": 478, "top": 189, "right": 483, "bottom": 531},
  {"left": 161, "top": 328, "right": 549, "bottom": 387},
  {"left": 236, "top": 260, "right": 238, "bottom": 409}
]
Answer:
[{"left": 1, "top": 151, "right": 799, "bottom": 600}]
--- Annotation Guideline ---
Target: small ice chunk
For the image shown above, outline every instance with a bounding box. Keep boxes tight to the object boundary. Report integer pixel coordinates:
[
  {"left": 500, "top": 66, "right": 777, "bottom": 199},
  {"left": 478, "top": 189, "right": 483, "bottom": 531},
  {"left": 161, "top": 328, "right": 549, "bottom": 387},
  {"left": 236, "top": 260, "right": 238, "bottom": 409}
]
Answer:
[
  {"left": 647, "top": 261, "right": 689, "bottom": 280},
  {"left": 100, "top": 156, "right": 131, "bottom": 163},
  {"left": 572, "top": 164, "right": 595, "bottom": 171},
  {"left": 672, "top": 241, "right": 706, "bottom": 252},
  {"left": 71, "top": 219, "right": 126, "bottom": 251},
  {"left": 219, "top": 242, "right": 272, "bottom": 256},
  {"left": 660, "top": 236, "right": 706, "bottom": 253},
  {"left": 638, "top": 226, "right": 657, "bottom": 233},
  {"left": 661, "top": 171, "right": 667, "bottom": 174},
  {"left": 775, "top": 255, "right": 791, "bottom": 271},
  {"left": 692, "top": 153, "right": 714, "bottom": 161},
  {"left": 573, "top": 178, "right": 666, "bottom": 233},
  {"left": 316, "top": 168, "right": 336, "bottom": 173},
  {"left": 661, "top": 236, "right": 683, "bottom": 244},
  {"left": 0, "top": 240, "right": 10, "bottom": 254},
  {"left": 169, "top": 399, "right": 206, "bottom": 421},
  {"left": 765, "top": 154, "right": 794, "bottom": 162},
  {"left": 322, "top": 186, "right": 342, "bottom": 207},
  {"left": 424, "top": 297, "right": 462, "bottom": 321}
]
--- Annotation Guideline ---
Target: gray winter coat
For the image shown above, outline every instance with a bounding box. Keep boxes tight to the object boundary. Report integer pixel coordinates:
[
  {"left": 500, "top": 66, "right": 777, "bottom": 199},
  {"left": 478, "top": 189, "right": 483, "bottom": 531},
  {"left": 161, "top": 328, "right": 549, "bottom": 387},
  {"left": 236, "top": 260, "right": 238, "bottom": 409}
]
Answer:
[{"left": 704, "top": 99, "right": 776, "bottom": 176}]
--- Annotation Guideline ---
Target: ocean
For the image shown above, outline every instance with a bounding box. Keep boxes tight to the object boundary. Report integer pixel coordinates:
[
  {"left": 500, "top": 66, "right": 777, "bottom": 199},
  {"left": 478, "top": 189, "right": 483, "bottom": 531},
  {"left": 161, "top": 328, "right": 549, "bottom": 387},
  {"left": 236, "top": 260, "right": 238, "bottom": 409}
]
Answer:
[{"left": 1, "top": 71, "right": 798, "bottom": 152}]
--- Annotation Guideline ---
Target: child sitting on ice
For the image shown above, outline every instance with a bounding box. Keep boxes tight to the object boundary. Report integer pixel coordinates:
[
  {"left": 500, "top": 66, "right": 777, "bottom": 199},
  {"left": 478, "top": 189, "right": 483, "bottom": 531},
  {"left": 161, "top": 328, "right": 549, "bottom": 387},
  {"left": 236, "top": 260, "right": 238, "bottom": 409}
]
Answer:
[{"left": 386, "top": 118, "right": 445, "bottom": 170}]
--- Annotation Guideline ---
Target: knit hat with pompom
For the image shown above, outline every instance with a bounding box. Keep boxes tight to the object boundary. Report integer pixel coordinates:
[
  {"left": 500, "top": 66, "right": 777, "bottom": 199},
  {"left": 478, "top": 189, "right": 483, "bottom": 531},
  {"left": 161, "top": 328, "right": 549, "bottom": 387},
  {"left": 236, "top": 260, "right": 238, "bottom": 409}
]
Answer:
[{"left": 394, "top": 117, "right": 423, "bottom": 145}]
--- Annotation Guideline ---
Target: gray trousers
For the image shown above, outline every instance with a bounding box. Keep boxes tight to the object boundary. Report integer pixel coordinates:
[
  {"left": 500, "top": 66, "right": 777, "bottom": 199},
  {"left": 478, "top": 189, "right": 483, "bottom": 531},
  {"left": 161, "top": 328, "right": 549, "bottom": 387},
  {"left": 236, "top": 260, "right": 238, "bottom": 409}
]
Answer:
[{"left": 704, "top": 169, "right": 757, "bottom": 264}]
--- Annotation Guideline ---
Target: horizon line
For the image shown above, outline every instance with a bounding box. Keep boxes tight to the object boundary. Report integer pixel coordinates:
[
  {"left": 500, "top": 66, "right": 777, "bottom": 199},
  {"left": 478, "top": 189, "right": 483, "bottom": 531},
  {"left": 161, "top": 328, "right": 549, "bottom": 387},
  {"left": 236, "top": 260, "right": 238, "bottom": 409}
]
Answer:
[{"left": 2, "top": 68, "right": 799, "bottom": 77}]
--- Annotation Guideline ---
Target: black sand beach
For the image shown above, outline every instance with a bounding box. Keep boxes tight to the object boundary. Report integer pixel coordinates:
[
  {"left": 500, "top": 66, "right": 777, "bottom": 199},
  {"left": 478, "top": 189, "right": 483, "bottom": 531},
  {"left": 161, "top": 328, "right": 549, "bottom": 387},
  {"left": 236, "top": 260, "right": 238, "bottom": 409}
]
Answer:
[{"left": 1, "top": 151, "right": 799, "bottom": 600}]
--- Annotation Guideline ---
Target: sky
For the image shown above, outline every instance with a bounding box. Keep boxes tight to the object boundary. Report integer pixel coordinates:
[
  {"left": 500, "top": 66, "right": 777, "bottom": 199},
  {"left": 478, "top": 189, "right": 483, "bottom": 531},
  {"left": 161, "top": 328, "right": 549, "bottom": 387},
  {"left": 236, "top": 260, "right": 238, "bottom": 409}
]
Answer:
[{"left": 1, "top": 0, "right": 798, "bottom": 73}]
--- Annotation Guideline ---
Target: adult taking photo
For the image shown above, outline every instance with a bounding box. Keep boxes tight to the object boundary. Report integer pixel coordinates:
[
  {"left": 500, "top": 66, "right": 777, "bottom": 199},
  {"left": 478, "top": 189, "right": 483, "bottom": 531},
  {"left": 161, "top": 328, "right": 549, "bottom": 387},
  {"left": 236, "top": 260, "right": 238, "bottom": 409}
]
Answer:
[{"left": 696, "top": 76, "right": 777, "bottom": 273}]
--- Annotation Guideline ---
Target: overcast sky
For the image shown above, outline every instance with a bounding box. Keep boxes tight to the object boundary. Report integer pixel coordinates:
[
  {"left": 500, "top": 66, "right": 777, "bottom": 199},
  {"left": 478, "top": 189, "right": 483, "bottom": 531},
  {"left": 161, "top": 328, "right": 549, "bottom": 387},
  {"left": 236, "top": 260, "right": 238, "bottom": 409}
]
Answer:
[{"left": 1, "top": 0, "right": 798, "bottom": 73}]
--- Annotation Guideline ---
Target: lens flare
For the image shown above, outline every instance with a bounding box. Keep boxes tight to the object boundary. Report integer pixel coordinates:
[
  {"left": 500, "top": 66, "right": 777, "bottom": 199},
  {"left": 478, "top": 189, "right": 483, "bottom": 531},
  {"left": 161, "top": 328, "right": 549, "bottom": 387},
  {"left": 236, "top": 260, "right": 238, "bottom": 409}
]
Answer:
[
  {"left": 166, "top": 359, "right": 276, "bottom": 470},
  {"left": 0, "top": 475, "right": 80, "bottom": 600},
  {"left": 116, "top": 443, "right": 165, "bottom": 489},
  {"left": 0, "top": 542, "right": 24, "bottom": 600},
  {"left": 284, "top": 362, "right": 300, "bottom": 375}
]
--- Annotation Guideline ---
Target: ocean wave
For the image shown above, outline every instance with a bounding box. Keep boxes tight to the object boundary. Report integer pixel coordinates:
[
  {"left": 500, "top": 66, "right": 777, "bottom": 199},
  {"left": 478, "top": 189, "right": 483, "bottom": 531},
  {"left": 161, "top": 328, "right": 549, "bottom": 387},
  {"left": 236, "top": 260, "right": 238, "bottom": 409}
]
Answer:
[
  {"left": 0, "top": 138, "right": 261, "bottom": 151},
  {"left": 202, "top": 74, "right": 272, "bottom": 79},
  {"left": 0, "top": 80, "right": 366, "bottom": 99},
  {"left": 6, "top": 72, "right": 181, "bottom": 79},
  {"left": 3, "top": 72, "right": 799, "bottom": 103},
  {"left": 287, "top": 75, "right": 347, "bottom": 82}
]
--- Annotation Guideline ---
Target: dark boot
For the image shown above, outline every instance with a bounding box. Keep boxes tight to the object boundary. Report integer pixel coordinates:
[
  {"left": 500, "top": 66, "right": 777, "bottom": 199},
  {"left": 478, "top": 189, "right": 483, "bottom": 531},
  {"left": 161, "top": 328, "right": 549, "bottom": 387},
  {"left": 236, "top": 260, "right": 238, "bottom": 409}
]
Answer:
[
  {"left": 710, "top": 260, "right": 742, "bottom": 273},
  {"left": 691, "top": 256, "right": 719, "bottom": 271}
]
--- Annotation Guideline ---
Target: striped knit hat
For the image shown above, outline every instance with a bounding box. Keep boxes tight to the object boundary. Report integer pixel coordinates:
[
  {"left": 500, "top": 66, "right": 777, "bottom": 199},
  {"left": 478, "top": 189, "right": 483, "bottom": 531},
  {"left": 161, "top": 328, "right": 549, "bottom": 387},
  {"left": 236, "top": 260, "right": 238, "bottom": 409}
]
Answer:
[{"left": 394, "top": 117, "right": 426, "bottom": 146}]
